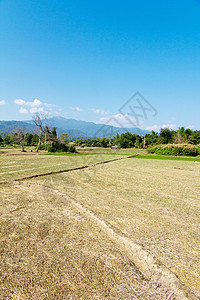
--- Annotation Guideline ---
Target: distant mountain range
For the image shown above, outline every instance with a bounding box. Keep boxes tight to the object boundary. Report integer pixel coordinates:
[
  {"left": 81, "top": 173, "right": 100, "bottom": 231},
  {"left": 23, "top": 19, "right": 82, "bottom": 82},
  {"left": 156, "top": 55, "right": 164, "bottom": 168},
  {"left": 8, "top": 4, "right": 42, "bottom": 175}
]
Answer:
[{"left": 0, "top": 117, "right": 150, "bottom": 138}]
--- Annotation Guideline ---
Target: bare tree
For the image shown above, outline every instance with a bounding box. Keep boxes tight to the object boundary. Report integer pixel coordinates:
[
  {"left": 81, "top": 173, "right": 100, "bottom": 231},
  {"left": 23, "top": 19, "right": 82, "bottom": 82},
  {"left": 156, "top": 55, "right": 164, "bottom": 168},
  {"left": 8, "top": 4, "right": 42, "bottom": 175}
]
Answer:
[
  {"left": 12, "top": 128, "right": 26, "bottom": 152},
  {"left": 33, "top": 113, "right": 48, "bottom": 152},
  {"left": 44, "top": 125, "right": 51, "bottom": 152},
  {"left": 18, "top": 131, "right": 26, "bottom": 152}
]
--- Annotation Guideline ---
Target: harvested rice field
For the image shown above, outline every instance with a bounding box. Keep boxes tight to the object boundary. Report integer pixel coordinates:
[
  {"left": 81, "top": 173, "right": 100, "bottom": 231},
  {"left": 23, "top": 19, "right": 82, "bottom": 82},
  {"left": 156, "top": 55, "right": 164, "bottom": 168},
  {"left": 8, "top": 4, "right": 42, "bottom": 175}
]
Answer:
[
  {"left": 0, "top": 152, "right": 121, "bottom": 183},
  {"left": 0, "top": 150, "right": 200, "bottom": 299}
]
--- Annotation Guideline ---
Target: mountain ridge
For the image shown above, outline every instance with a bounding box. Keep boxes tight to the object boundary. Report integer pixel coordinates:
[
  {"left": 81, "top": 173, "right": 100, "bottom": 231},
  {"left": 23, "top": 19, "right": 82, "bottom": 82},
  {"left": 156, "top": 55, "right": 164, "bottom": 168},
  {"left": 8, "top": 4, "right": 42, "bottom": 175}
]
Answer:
[{"left": 0, "top": 117, "right": 150, "bottom": 138}]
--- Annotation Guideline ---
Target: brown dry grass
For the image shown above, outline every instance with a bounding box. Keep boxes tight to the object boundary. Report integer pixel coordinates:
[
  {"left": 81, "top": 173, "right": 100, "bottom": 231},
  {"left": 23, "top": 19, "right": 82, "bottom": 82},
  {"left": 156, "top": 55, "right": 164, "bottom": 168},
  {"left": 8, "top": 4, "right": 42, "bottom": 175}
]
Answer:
[
  {"left": 1, "top": 150, "right": 200, "bottom": 298},
  {"left": 0, "top": 152, "right": 120, "bottom": 183},
  {"left": 76, "top": 146, "right": 146, "bottom": 155},
  {"left": 0, "top": 182, "right": 173, "bottom": 299},
  {"left": 30, "top": 158, "right": 200, "bottom": 296}
]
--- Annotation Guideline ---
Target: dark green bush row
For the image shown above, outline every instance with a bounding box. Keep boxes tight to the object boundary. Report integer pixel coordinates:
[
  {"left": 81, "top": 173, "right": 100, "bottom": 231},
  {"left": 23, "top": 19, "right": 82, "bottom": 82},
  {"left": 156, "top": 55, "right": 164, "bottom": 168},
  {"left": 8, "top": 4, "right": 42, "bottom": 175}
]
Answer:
[
  {"left": 147, "top": 145, "right": 200, "bottom": 156},
  {"left": 47, "top": 143, "right": 76, "bottom": 153}
]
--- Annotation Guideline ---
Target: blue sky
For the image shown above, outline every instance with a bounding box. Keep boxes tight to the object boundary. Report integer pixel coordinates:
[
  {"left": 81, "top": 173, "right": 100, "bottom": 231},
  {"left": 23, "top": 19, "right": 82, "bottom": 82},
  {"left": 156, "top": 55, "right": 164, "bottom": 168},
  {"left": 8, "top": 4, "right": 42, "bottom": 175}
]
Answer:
[{"left": 0, "top": 0, "right": 200, "bottom": 131}]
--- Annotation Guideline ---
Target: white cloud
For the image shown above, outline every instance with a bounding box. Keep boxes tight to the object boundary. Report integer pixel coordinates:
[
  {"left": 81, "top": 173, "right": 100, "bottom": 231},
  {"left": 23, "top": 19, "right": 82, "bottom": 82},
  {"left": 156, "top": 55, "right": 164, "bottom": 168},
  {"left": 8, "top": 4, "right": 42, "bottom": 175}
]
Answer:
[
  {"left": 70, "top": 106, "right": 83, "bottom": 112},
  {"left": 145, "top": 124, "right": 177, "bottom": 131},
  {"left": 28, "top": 99, "right": 42, "bottom": 107},
  {"left": 14, "top": 98, "right": 61, "bottom": 116},
  {"left": 145, "top": 124, "right": 160, "bottom": 131},
  {"left": 186, "top": 125, "right": 196, "bottom": 130},
  {"left": 54, "top": 111, "right": 62, "bottom": 115},
  {"left": 19, "top": 107, "right": 29, "bottom": 114},
  {"left": 14, "top": 98, "right": 42, "bottom": 107},
  {"left": 92, "top": 108, "right": 109, "bottom": 116},
  {"left": 161, "top": 124, "right": 177, "bottom": 130},
  {"left": 30, "top": 107, "right": 45, "bottom": 114},
  {"left": 44, "top": 102, "right": 57, "bottom": 108},
  {"left": 14, "top": 99, "right": 26, "bottom": 105},
  {"left": 0, "top": 100, "right": 6, "bottom": 105},
  {"left": 99, "top": 113, "right": 138, "bottom": 128}
]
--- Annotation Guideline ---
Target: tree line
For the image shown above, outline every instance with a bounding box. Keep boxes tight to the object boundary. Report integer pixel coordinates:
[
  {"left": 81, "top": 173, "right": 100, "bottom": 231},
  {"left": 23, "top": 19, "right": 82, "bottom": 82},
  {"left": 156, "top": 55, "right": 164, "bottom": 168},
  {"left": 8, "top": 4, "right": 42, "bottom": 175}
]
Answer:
[
  {"left": 0, "top": 129, "right": 76, "bottom": 153},
  {"left": 74, "top": 127, "right": 200, "bottom": 148},
  {"left": 1, "top": 123, "right": 200, "bottom": 153},
  {"left": 0, "top": 113, "right": 75, "bottom": 153}
]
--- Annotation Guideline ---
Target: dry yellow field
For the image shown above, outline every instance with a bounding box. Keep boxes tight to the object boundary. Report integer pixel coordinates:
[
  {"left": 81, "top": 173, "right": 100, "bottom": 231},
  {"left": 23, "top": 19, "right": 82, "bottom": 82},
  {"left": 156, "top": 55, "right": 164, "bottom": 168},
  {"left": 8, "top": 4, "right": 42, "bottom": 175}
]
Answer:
[
  {"left": 29, "top": 157, "right": 200, "bottom": 296},
  {"left": 1, "top": 180, "right": 175, "bottom": 299},
  {"left": 0, "top": 152, "right": 120, "bottom": 183},
  {"left": 0, "top": 151, "right": 200, "bottom": 299}
]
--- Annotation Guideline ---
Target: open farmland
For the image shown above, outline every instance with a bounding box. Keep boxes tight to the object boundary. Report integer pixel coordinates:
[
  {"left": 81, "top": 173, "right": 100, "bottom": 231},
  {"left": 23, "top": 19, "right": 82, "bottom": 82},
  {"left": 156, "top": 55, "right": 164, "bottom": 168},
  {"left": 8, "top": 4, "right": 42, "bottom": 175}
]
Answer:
[
  {"left": 76, "top": 146, "right": 145, "bottom": 156},
  {"left": 0, "top": 181, "right": 178, "bottom": 299},
  {"left": 0, "top": 151, "right": 122, "bottom": 183},
  {"left": 0, "top": 150, "right": 200, "bottom": 299}
]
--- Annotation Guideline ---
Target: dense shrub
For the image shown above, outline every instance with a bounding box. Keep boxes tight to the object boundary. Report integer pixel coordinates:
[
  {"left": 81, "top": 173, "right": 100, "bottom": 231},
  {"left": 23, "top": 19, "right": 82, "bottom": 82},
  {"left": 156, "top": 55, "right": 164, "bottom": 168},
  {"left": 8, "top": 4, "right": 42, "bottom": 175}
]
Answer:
[
  {"left": 59, "top": 143, "right": 69, "bottom": 152},
  {"left": 68, "top": 145, "right": 76, "bottom": 153},
  {"left": 47, "top": 143, "right": 76, "bottom": 153},
  {"left": 47, "top": 144, "right": 57, "bottom": 152},
  {"left": 38, "top": 144, "right": 45, "bottom": 150},
  {"left": 147, "top": 145, "right": 200, "bottom": 156}
]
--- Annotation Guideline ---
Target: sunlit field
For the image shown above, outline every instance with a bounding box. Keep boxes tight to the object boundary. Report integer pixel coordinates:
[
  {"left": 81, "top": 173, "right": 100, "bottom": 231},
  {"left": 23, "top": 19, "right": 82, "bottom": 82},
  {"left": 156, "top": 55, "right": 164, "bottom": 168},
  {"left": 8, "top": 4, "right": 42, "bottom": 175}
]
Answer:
[
  {"left": 0, "top": 150, "right": 122, "bottom": 183},
  {"left": 76, "top": 146, "right": 146, "bottom": 155},
  {"left": 30, "top": 157, "right": 200, "bottom": 296},
  {"left": 0, "top": 149, "right": 200, "bottom": 299},
  {"left": 1, "top": 181, "right": 177, "bottom": 299}
]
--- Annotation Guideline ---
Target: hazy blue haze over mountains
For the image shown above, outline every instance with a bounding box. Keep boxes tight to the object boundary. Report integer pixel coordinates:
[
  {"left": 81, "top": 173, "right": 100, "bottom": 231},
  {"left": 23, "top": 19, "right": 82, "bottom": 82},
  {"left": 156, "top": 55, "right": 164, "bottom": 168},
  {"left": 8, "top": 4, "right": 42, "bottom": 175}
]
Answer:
[{"left": 0, "top": 117, "right": 150, "bottom": 137}]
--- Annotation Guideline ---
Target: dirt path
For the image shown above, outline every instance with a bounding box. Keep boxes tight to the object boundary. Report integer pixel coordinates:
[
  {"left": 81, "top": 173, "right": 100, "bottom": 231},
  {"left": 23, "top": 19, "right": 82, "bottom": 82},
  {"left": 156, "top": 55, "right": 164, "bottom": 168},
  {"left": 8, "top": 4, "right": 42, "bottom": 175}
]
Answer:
[{"left": 21, "top": 181, "right": 199, "bottom": 300}]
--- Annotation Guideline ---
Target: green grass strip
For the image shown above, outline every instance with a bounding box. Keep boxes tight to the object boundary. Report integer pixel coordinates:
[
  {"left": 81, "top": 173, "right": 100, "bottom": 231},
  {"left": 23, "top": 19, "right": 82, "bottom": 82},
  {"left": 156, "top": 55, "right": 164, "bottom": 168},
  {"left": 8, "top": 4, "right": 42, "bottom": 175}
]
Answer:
[{"left": 133, "top": 155, "right": 200, "bottom": 162}]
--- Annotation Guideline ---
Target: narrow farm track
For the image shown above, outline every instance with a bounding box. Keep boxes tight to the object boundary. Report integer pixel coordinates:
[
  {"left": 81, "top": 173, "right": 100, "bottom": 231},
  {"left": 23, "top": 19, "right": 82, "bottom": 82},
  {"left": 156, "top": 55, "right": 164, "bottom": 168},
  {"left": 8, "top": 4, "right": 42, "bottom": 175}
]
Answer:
[
  {"left": 19, "top": 181, "right": 199, "bottom": 300},
  {"left": 0, "top": 155, "right": 136, "bottom": 184}
]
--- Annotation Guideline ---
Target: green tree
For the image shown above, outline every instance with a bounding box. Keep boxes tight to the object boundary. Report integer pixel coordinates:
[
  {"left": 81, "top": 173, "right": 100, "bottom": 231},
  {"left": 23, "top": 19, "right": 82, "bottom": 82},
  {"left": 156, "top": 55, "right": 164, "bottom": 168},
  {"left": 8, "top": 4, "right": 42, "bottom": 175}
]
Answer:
[
  {"left": 59, "top": 133, "right": 69, "bottom": 144},
  {"left": 100, "top": 137, "right": 109, "bottom": 148},
  {"left": 51, "top": 127, "right": 57, "bottom": 137},
  {"left": 4, "top": 134, "right": 14, "bottom": 145},
  {"left": 135, "top": 136, "right": 143, "bottom": 148},
  {"left": 25, "top": 133, "right": 34, "bottom": 146},
  {"left": 159, "top": 128, "right": 173, "bottom": 144},
  {"left": 145, "top": 131, "right": 158, "bottom": 146},
  {"left": 75, "top": 139, "right": 82, "bottom": 146}
]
